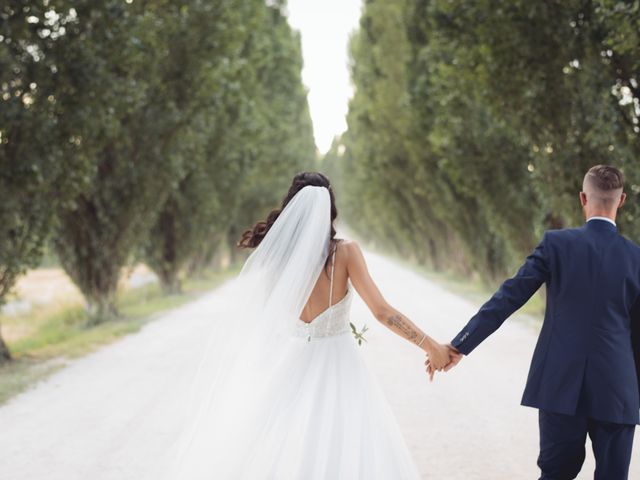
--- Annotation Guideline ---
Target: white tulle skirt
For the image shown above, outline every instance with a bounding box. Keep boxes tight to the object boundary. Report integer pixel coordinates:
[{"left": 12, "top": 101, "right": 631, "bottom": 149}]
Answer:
[{"left": 173, "top": 329, "right": 422, "bottom": 480}]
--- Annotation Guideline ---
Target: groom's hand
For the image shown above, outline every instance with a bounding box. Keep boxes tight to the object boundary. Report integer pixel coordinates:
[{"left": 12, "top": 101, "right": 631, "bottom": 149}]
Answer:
[
  {"left": 423, "top": 339, "right": 452, "bottom": 372},
  {"left": 443, "top": 344, "right": 463, "bottom": 372},
  {"left": 425, "top": 344, "right": 463, "bottom": 381}
]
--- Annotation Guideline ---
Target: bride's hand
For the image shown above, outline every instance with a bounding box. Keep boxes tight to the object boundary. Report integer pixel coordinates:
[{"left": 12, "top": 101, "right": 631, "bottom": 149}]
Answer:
[
  {"left": 424, "top": 344, "right": 463, "bottom": 381},
  {"left": 421, "top": 338, "right": 451, "bottom": 371}
]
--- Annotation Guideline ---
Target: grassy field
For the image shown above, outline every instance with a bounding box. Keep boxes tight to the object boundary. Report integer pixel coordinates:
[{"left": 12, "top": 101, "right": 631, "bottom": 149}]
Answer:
[{"left": 0, "top": 268, "right": 237, "bottom": 406}]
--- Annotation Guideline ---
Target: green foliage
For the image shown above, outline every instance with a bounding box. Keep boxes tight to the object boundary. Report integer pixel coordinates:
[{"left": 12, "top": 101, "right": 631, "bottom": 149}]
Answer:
[
  {"left": 228, "top": 2, "right": 316, "bottom": 250},
  {"left": 144, "top": 0, "right": 315, "bottom": 291},
  {"left": 0, "top": 2, "right": 96, "bottom": 359},
  {"left": 139, "top": 0, "right": 252, "bottom": 293},
  {"left": 47, "top": 1, "right": 204, "bottom": 321},
  {"left": 330, "top": 0, "right": 640, "bottom": 283},
  {"left": 0, "top": 0, "right": 314, "bottom": 356},
  {"left": 350, "top": 321, "right": 369, "bottom": 346}
]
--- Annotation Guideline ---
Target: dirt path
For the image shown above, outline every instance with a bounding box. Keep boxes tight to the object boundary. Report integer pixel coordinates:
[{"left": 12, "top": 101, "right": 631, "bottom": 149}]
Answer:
[{"left": 0, "top": 250, "right": 637, "bottom": 479}]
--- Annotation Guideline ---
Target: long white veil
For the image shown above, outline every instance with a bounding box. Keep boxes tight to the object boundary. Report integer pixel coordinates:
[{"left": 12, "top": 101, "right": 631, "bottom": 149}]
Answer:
[{"left": 170, "top": 185, "right": 332, "bottom": 478}]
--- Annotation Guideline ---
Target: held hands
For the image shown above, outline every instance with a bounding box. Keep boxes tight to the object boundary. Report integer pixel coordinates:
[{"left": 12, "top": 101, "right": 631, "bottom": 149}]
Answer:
[
  {"left": 420, "top": 337, "right": 451, "bottom": 370},
  {"left": 423, "top": 342, "right": 463, "bottom": 382}
]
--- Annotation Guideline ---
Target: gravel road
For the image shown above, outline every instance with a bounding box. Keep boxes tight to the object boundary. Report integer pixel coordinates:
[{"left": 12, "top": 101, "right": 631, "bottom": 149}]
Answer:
[{"left": 0, "top": 249, "right": 638, "bottom": 479}]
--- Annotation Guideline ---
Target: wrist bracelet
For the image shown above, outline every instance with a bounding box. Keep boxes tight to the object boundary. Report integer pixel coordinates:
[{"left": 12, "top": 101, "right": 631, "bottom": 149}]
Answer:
[{"left": 417, "top": 333, "right": 427, "bottom": 347}]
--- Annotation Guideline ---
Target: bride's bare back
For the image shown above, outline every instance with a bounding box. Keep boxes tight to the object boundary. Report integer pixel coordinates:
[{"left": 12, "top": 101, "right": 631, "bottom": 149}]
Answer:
[
  {"left": 299, "top": 240, "right": 350, "bottom": 323},
  {"left": 300, "top": 240, "right": 447, "bottom": 369},
  {"left": 301, "top": 239, "right": 412, "bottom": 324}
]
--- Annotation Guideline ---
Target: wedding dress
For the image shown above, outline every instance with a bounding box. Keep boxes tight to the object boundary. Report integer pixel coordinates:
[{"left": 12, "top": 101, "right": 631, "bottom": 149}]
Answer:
[{"left": 170, "top": 186, "right": 421, "bottom": 479}]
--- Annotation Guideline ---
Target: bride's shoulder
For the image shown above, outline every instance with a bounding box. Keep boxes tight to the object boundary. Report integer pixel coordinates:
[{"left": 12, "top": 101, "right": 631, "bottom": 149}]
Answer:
[
  {"left": 336, "top": 240, "right": 367, "bottom": 274},
  {"left": 336, "top": 238, "right": 356, "bottom": 248},
  {"left": 336, "top": 239, "right": 362, "bottom": 258}
]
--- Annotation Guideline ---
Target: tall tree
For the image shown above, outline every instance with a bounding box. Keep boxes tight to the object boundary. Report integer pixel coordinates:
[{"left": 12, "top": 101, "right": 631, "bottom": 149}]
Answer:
[
  {"left": 225, "top": 1, "right": 316, "bottom": 257},
  {"left": 426, "top": 0, "right": 640, "bottom": 233},
  {"left": 332, "top": 0, "right": 640, "bottom": 283},
  {"left": 51, "top": 1, "right": 250, "bottom": 321},
  {"left": 0, "top": 2, "right": 94, "bottom": 360},
  {"left": 144, "top": 0, "right": 315, "bottom": 291},
  {"left": 139, "top": 0, "right": 251, "bottom": 292}
]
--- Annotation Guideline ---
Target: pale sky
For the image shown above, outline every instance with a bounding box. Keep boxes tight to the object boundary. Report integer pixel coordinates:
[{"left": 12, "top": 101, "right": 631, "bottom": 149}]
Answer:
[{"left": 285, "top": 0, "right": 363, "bottom": 154}]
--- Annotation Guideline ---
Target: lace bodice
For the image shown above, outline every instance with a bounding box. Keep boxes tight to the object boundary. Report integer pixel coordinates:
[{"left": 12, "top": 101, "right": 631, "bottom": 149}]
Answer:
[
  {"left": 294, "top": 286, "right": 353, "bottom": 340},
  {"left": 294, "top": 246, "right": 353, "bottom": 341}
]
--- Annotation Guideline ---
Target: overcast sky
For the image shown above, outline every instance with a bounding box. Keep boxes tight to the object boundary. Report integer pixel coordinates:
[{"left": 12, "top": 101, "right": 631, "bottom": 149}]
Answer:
[{"left": 286, "top": 0, "right": 363, "bottom": 154}]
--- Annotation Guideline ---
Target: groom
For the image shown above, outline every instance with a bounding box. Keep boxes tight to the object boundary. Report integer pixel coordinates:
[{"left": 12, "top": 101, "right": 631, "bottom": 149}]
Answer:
[{"left": 441, "top": 165, "right": 640, "bottom": 479}]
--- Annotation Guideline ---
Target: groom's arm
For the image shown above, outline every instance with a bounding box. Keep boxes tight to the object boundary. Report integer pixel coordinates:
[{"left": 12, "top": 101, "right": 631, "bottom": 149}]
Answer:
[{"left": 451, "top": 233, "right": 551, "bottom": 355}]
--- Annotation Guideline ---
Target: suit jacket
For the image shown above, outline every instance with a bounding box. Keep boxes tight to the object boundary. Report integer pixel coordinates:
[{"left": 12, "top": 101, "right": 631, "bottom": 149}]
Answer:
[{"left": 452, "top": 219, "right": 640, "bottom": 425}]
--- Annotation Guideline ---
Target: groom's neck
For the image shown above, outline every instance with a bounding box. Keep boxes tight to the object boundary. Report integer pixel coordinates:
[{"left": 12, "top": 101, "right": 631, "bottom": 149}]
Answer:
[{"left": 583, "top": 209, "right": 617, "bottom": 223}]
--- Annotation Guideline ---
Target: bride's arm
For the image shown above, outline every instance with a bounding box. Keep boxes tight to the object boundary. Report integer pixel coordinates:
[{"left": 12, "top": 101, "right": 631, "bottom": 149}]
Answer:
[{"left": 344, "top": 241, "right": 451, "bottom": 368}]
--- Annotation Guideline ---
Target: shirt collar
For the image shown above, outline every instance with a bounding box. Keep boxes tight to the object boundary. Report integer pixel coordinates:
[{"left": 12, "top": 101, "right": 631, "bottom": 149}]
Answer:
[{"left": 587, "top": 216, "right": 617, "bottom": 227}]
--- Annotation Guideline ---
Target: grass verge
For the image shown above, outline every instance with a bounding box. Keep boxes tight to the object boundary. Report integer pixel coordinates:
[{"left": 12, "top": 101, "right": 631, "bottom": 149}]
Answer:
[{"left": 0, "top": 268, "right": 237, "bottom": 406}]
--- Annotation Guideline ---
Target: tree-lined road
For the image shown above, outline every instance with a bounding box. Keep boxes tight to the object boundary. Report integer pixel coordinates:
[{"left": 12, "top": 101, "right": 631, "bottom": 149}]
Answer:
[{"left": 0, "top": 249, "right": 638, "bottom": 479}]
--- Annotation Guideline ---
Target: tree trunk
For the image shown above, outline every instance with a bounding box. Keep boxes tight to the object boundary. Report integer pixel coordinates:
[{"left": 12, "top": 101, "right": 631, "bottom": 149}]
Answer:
[
  {"left": 159, "top": 270, "right": 182, "bottom": 295},
  {"left": 86, "top": 291, "right": 119, "bottom": 325},
  {"left": 0, "top": 328, "right": 12, "bottom": 364}
]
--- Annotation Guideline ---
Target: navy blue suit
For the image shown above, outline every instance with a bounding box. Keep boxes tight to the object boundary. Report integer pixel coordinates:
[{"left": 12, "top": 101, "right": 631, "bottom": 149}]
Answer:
[{"left": 452, "top": 219, "right": 640, "bottom": 479}]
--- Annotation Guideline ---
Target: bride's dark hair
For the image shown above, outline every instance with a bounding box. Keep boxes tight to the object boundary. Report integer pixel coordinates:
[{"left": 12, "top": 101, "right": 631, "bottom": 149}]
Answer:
[{"left": 238, "top": 172, "right": 338, "bottom": 253}]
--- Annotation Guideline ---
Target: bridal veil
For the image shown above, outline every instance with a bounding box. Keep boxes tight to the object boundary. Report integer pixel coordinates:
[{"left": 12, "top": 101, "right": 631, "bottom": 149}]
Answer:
[{"left": 170, "top": 185, "right": 332, "bottom": 477}]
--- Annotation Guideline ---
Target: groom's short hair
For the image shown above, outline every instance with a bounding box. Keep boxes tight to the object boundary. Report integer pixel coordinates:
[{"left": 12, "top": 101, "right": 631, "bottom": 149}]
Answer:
[
  {"left": 583, "top": 165, "right": 624, "bottom": 209},
  {"left": 584, "top": 165, "right": 624, "bottom": 192}
]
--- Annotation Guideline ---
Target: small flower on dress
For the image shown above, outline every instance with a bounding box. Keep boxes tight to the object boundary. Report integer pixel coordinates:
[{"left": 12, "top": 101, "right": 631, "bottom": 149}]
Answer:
[{"left": 350, "top": 322, "right": 369, "bottom": 346}]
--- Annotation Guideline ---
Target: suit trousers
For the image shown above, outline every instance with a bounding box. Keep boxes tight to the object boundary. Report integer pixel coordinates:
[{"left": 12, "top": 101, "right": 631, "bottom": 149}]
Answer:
[{"left": 538, "top": 410, "right": 635, "bottom": 480}]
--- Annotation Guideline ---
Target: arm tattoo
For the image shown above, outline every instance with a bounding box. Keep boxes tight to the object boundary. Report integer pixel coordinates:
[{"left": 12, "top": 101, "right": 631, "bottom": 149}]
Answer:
[{"left": 385, "top": 314, "right": 419, "bottom": 342}]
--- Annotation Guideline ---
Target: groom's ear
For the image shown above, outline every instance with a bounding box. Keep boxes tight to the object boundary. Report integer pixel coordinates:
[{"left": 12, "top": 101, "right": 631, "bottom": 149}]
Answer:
[
  {"left": 579, "top": 191, "right": 588, "bottom": 207},
  {"left": 618, "top": 192, "right": 627, "bottom": 209}
]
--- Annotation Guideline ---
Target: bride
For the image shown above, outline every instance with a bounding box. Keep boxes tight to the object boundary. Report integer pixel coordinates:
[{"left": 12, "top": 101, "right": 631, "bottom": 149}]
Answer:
[{"left": 171, "top": 172, "right": 453, "bottom": 479}]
